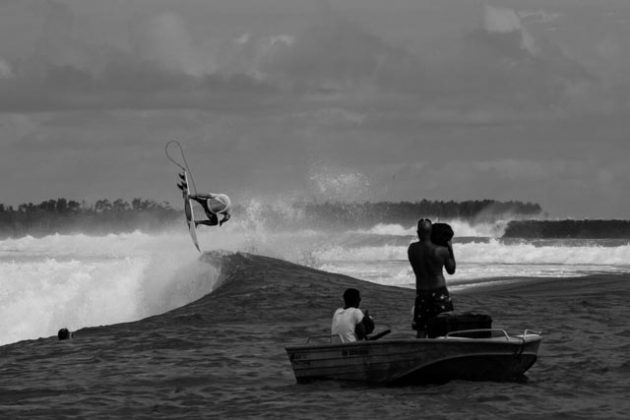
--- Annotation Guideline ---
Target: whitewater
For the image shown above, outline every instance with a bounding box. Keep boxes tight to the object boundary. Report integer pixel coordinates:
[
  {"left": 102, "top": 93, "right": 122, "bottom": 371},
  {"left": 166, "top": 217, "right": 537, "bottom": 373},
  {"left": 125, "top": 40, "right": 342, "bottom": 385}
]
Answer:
[{"left": 1, "top": 218, "right": 629, "bottom": 346}]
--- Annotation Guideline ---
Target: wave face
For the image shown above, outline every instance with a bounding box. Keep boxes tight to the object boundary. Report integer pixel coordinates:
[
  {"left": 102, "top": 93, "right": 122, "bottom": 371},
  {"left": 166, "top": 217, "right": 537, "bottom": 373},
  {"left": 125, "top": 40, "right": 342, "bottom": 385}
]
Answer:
[{"left": 2, "top": 215, "right": 630, "bottom": 345}]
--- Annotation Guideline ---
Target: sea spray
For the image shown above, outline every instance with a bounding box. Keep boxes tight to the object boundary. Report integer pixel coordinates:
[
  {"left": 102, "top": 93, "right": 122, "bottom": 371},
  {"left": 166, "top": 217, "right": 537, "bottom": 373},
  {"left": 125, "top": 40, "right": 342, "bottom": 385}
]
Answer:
[
  {"left": 214, "top": 208, "right": 630, "bottom": 283},
  {"left": 0, "top": 231, "right": 220, "bottom": 345},
  {"left": 349, "top": 219, "right": 509, "bottom": 238},
  {"left": 1, "top": 257, "right": 148, "bottom": 345}
]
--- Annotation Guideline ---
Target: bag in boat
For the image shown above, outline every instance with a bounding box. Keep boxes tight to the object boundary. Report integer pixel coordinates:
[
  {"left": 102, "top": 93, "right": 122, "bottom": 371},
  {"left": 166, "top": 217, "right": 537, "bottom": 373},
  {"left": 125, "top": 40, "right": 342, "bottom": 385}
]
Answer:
[
  {"left": 355, "top": 312, "right": 375, "bottom": 340},
  {"left": 427, "top": 312, "right": 492, "bottom": 338},
  {"left": 431, "top": 223, "right": 454, "bottom": 247}
]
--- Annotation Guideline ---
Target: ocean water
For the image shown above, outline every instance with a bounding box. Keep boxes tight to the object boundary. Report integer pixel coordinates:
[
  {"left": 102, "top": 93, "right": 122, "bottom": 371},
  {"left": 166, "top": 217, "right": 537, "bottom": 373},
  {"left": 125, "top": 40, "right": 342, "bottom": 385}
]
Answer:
[
  {"left": 2, "top": 215, "right": 630, "bottom": 419},
  {"left": 2, "top": 250, "right": 629, "bottom": 419},
  {"left": 1, "top": 217, "right": 629, "bottom": 346}
]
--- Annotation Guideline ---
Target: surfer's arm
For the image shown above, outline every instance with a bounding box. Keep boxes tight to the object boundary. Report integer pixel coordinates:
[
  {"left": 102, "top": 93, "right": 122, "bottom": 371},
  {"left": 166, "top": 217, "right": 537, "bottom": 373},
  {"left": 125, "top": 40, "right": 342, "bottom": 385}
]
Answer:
[
  {"left": 219, "top": 212, "right": 231, "bottom": 226},
  {"left": 188, "top": 193, "right": 216, "bottom": 201}
]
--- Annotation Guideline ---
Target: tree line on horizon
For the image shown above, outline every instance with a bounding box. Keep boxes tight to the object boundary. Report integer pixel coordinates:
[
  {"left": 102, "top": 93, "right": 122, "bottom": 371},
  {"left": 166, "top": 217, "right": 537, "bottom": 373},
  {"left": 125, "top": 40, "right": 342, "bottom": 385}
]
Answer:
[
  {"left": 0, "top": 198, "right": 179, "bottom": 238},
  {"left": 261, "top": 199, "right": 543, "bottom": 230},
  {"left": 0, "top": 197, "right": 544, "bottom": 238}
]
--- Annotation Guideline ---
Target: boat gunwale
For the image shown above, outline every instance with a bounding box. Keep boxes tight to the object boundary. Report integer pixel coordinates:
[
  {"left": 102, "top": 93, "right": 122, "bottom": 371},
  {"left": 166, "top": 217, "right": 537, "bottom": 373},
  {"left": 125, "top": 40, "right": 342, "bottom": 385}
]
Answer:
[{"left": 285, "top": 334, "right": 542, "bottom": 352}]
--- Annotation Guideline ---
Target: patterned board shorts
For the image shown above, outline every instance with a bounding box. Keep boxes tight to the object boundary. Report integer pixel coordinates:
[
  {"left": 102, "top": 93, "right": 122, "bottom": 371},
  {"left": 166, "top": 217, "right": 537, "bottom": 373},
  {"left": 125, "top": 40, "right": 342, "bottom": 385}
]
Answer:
[{"left": 412, "top": 287, "right": 454, "bottom": 331}]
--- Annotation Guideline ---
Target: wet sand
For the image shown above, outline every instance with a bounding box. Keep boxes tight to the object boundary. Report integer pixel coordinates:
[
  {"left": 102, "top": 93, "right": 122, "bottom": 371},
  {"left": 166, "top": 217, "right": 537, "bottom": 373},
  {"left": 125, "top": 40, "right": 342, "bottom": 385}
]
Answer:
[{"left": 1, "top": 252, "right": 629, "bottom": 419}]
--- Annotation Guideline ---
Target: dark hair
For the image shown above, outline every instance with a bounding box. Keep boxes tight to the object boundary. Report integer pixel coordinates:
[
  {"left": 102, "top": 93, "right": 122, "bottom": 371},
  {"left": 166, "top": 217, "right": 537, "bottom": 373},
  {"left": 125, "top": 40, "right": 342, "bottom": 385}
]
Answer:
[
  {"left": 417, "top": 217, "right": 431, "bottom": 227},
  {"left": 417, "top": 218, "right": 432, "bottom": 234},
  {"left": 343, "top": 288, "right": 361, "bottom": 307},
  {"left": 57, "top": 328, "right": 71, "bottom": 340}
]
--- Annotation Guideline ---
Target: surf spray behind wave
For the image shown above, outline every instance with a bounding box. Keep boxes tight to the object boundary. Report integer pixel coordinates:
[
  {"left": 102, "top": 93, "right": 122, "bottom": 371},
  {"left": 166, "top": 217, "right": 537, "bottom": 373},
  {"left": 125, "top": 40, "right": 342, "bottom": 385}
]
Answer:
[
  {"left": 222, "top": 200, "right": 630, "bottom": 280},
  {"left": 350, "top": 219, "right": 509, "bottom": 238}
]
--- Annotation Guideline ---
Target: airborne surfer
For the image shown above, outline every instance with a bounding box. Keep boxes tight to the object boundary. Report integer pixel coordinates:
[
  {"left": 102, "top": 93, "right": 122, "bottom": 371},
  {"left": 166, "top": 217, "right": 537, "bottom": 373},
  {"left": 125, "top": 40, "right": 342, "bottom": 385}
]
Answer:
[{"left": 177, "top": 173, "right": 232, "bottom": 227}]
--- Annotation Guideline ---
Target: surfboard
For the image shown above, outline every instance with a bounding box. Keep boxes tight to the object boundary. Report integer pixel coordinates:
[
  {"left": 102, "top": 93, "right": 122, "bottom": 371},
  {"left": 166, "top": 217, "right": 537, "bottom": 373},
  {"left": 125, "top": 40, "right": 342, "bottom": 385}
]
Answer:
[{"left": 180, "top": 171, "right": 200, "bottom": 252}]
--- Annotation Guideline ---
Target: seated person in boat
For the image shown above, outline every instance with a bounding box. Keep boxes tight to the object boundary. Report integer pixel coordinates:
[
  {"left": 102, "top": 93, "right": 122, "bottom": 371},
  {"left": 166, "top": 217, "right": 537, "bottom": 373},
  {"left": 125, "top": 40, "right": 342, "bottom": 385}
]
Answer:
[
  {"left": 331, "top": 288, "right": 375, "bottom": 343},
  {"left": 408, "top": 218, "right": 456, "bottom": 338}
]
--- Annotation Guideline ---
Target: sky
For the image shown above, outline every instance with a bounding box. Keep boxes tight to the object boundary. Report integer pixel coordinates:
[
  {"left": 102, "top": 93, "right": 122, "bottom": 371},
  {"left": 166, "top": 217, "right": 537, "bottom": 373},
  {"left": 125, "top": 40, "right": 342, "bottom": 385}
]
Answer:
[{"left": 1, "top": 0, "right": 630, "bottom": 218}]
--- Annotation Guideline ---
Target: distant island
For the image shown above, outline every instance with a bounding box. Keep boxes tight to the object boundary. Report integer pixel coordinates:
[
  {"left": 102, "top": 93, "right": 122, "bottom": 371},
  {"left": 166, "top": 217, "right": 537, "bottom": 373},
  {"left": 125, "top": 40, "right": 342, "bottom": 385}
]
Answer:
[
  {"left": 0, "top": 198, "right": 179, "bottom": 239},
  {"left": 0, "top": 198, "right": 543, "bottom": 238}
]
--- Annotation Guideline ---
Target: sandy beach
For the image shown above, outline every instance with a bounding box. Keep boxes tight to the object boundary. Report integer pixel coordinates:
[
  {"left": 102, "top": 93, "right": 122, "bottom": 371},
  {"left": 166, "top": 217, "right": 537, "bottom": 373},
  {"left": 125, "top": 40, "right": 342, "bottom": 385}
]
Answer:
[{"left": 1, "top": 251, "right": 629, "bottom": 419}]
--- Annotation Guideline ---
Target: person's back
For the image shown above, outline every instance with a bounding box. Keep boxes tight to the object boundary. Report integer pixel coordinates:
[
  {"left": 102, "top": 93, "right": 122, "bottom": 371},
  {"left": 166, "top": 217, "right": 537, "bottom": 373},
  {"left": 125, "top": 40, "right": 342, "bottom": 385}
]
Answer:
[
  {"left": 331, "top": 306, "right": 365, "bottom": 343},
  {"left": 408, "top": 241, "right": 449, "bottom": 291},
  {"left": 408, "top": 219, "right": 456, "bottom": 337},
  {"left": 331, "top": 288, "right": 374, "bottom": 343}
]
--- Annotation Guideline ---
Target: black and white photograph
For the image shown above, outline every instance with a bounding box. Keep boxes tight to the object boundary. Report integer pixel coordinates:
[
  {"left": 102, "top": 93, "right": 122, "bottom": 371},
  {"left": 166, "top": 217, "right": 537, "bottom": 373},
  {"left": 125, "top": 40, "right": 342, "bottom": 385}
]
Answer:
[{"left": 1, "top": 0, "right": 629, "bottom": 418}]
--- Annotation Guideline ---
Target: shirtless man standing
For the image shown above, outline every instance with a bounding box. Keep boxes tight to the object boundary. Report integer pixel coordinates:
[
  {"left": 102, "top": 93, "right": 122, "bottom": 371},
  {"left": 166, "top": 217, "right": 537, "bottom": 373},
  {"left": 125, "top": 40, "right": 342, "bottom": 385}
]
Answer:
[{"left": 408, "top": 218, "right": 456, "bottom": 338}]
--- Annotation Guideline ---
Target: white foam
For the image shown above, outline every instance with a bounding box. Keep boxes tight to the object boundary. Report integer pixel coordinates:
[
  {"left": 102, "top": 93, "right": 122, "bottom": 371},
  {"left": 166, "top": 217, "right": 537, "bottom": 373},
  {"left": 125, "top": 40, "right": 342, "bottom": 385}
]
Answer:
[
  {"left": 351, "top": 219, "right": 509, "bottom": 238},
  {"left": 310, "top": 237, "right": 630, "bottom": 287},
  {"left": 0, "top": 232, "right": 219, "bottom": 345}
]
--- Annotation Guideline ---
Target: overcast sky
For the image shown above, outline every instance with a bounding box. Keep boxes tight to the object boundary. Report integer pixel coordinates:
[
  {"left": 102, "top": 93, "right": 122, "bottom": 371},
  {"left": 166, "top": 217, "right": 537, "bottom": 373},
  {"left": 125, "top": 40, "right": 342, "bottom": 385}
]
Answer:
[{"left": 1, "top": 0, "right": 630, "bottom": 218}]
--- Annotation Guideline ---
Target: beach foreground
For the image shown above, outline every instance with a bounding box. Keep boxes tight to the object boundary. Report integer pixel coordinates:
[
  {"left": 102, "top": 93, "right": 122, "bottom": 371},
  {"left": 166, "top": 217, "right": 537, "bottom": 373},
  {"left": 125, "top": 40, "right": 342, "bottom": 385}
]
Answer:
[{"left": 1, "top": 252, "right": 629, "bottom": 419}]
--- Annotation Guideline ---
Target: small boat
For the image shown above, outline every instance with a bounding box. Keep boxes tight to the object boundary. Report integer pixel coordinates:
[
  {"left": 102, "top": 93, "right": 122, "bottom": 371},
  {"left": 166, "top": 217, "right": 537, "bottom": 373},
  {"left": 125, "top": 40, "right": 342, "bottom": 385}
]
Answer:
[{"left": 286, "top": 329, "right": 542, "bottom": 384}]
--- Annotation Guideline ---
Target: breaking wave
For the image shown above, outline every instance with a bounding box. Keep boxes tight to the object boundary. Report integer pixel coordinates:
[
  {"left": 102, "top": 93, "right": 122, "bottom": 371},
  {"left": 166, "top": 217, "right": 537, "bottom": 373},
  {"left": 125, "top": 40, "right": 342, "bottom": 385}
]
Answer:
[{"left": 2, "top": 216, "right": 629, "bottom": 345}]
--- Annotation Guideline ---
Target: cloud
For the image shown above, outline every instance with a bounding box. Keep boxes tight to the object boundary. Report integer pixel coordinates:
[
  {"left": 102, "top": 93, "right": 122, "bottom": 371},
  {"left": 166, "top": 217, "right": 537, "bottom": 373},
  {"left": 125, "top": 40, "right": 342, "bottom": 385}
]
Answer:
[
  {"left": 0, "top": 3, "right": 287, "bottom": 112},
  {"left": 0, "top": 1, "right": 619, "bottom": 118},
  {"left": 215, "top": 33, "right": 294, "bottom": 79},
  {"left": 473, "top": 159, "right": 586, "bottom": 181},
  {"left": 483, "top": 4, "right": 537, "bottom": 54},
  {"left": 260, "top": 18, "right": 423, "bottom": 93},
  {"left": 129, "top": 12, "right": 217, "bottom": 77},
  {"left": 0, "top": 113, "right": 41, "bottom": 144},
  {"left": 422, "top": 4, "right": 598, "bottom": 114},
  {"left": 519, "top": 9, "right": 562, "bottom": 26},
  {"left": 0, "top": 58, "right": 12, "bottom": 78}
]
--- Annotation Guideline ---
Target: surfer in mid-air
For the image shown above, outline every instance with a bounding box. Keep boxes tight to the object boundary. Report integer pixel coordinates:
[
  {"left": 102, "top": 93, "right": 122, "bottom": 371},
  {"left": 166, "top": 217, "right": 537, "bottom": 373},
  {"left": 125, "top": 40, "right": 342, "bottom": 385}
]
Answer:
[{"left": 178, "top": 173, "right": 232, "bottom": 227}]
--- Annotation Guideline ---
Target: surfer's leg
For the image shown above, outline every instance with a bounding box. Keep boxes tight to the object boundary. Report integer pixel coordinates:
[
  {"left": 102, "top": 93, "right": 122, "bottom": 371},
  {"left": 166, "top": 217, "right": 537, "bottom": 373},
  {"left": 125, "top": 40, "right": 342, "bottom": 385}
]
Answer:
[
  {"left": 195, "top": 220, "right": 219, "bottom": 227},
  {"left": 195, "top": 214, "right": 219, "bottom": 227}
]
